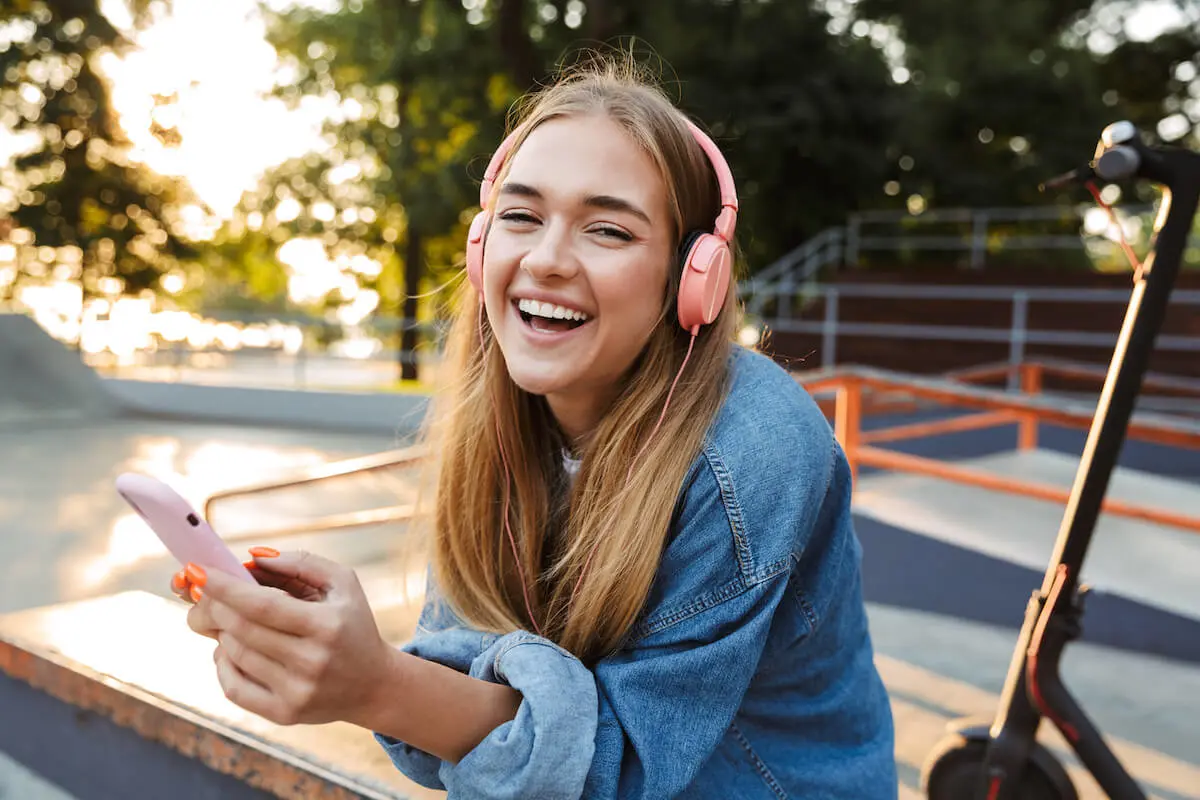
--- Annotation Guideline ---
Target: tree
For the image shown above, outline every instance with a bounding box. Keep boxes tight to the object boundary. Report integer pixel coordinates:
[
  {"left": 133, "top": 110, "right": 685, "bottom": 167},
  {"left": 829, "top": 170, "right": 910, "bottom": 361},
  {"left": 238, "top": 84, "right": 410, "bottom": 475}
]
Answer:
[
  {"left": 243, "top": 0, "right": 1197, "bottom": 368},
  {"left": 854, "top": 0, "right": 1200, "bottom": 207},
  {"left": 0, "top": 0, "right": 194, "bottom": 314},
  {"left": 829, "top": 0, "right": 1200, "bottom": 270},
  {"left": 596, "top": 2, "right": 905, "bottom": 267},
  {"left": 252, "top": 0, "right": 513, "bottom": 380},
  {"left": 248, "top": 0, "right": 905, "bottom": 380}
]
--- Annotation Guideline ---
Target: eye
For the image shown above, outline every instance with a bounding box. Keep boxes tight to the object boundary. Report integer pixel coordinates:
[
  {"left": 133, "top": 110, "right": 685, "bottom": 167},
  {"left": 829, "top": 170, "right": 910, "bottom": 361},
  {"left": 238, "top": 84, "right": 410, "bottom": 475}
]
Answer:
[
  {"left": 498, "top": 210, "right": 539, "bottom": 225},
  {"left": 590, "top": 225, "right": 634, "bottom": 242}
]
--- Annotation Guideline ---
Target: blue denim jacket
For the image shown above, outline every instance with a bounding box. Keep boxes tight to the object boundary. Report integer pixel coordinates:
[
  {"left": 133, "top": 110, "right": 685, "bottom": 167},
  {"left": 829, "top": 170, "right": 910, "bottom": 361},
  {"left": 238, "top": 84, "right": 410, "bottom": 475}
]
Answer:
[{"left": 376, "top": 346, "right": 896, "bottom": 799}]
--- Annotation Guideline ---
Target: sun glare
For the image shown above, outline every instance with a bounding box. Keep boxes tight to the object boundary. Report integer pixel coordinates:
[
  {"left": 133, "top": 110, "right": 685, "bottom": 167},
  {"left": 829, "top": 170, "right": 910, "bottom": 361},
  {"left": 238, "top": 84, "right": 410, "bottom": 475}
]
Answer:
[
  {"left": 2, "top": 0, "right": 382, "bottom": 369},
  {"left": 98, "top": 0, "right": 334, "bottom": 220}
]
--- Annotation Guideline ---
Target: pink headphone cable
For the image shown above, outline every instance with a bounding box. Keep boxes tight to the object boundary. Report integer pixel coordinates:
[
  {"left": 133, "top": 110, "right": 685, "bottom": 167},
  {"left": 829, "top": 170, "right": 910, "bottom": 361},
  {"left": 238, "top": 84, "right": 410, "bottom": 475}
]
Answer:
[
  {"left": 481, "top": 304, "right": 702, "bottom": 636},
  {"left": 495, "top": 414, "right": 546, "bottom": 636},
  {"left": 477, "top": 302, "right": 545, "bottom": 635},
  {"left": 569, "top": 332, "right": 697, "bottom": 603}
]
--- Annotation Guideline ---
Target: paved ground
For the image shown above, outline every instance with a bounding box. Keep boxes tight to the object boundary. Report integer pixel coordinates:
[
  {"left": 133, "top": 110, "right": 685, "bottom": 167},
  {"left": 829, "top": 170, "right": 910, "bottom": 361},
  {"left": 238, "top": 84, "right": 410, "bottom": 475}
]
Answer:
[
  {"left": 4, "top": 412, "right": 1197, "bottom": 799},
  {"left": 2, "top": 315, "right": 1197, "bottom": 798}
]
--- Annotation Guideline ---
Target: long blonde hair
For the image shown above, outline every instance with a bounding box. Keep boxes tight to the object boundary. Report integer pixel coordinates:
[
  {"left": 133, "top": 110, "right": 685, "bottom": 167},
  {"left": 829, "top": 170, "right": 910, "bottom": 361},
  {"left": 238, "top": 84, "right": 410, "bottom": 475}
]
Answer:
[{"left": 420, "top": 55, "right": 743, "bottom": 664}]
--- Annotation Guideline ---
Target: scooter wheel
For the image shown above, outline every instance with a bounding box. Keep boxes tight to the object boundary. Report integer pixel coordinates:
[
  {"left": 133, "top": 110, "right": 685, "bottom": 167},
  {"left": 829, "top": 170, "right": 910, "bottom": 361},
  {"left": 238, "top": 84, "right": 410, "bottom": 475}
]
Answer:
[{"left": 922, "top": 737, "right": 1071, "bottom": 800}]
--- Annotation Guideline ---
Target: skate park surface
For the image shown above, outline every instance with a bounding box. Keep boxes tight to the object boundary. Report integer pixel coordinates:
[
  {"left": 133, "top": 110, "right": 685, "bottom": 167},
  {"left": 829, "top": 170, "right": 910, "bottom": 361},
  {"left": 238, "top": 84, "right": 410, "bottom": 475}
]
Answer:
[{"left": 1, "top": 312, "right": 1197, "bottom": 799}]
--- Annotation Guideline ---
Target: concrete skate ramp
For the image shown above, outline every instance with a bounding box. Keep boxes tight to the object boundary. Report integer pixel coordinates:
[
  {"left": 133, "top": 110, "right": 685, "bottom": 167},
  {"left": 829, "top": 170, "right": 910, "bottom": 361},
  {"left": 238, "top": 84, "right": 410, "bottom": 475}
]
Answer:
[{"left": 0, "top": 314, "right": 121, "bottom": 424}]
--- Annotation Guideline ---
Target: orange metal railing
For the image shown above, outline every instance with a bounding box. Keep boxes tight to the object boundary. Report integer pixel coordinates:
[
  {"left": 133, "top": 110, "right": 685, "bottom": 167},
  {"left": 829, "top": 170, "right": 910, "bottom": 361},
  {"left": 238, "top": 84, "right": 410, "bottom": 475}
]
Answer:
[
  {"left": 202, "top": 361, "right": 1200, "bottom": 538},
  {"left": 798, "top": 361, "right": 1200, "bottom": 534}
]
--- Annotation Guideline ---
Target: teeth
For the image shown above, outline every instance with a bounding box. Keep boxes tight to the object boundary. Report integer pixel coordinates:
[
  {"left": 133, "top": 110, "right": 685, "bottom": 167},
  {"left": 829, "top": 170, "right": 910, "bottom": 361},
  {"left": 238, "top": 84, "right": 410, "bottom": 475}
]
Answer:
[{"left": 518, "top": 298, "right": 590, "bottom": 322}]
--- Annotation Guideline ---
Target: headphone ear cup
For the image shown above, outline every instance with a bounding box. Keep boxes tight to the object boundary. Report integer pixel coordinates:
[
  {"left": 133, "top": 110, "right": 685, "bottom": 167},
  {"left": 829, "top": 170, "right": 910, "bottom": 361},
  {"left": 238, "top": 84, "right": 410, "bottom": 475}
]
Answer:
[
  {"left": 466, "top": 211, "right": 488, "bottom": 292},
  {"left": 677, "top": 232, "right": 732, "bottom": 331}
]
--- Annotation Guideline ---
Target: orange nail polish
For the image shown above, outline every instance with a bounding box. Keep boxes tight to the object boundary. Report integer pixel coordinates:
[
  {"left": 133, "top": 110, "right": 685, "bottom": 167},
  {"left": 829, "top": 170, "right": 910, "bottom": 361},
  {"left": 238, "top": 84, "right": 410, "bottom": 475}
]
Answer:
[
  {"left": 171, "top": 571, "right": 188, "bottom": 592},
  {"left": 242, "top": 560, "right": 257, "bottom": 571},
  {"left": 249, "top": 546, "right": 280, "bottom": 558},
  {"left": 190, "top": 585, "right": 204, "bottom": 603},
  {"left": 185, "top": 563, "right": 207, "bottom": 587}
]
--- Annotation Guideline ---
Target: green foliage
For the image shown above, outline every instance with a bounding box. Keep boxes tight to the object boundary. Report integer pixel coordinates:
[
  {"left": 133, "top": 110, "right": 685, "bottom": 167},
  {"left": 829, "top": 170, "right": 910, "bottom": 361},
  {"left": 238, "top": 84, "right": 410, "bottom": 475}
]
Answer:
[
  {"left": 183, "top": 226, "right": 292, "bottom": 315},
  {"left": 7, "top": 0, "right": 1195, "bottom": 343},
  {"left": 0, "top": 0, "right": 195, "bottom": 301},
  {"left": 245, "top": 0, "right": 1200, "bottom": 288},
  {"left": 855, "top": 0, "right": 1200, "bottom": 209},
  {"left": 604, "top": 1, "right": 907, "bottom": 266},
  {"left": 211, "top": 0, "right": 1199, "bottom": 378}
]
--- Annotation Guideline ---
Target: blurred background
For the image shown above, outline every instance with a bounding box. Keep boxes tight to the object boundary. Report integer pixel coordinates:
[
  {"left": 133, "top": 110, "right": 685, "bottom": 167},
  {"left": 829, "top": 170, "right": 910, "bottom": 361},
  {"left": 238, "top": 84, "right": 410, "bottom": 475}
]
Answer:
[
  {"left": 2, "top": 0, "right": 1198, "bottom": 390},
  {"left": 3, "top": 3, "right": 1200, "bottom": 798}
]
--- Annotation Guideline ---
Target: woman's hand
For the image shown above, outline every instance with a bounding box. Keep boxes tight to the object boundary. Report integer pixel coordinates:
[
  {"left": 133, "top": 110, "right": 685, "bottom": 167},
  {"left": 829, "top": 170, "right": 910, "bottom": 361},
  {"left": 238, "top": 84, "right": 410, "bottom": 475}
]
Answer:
[
  {"left": 174, "top": 549, "right": 397, "bottom": 728},
  {"left": 170, "top": 546, "right": 323, "bottom": 609}
]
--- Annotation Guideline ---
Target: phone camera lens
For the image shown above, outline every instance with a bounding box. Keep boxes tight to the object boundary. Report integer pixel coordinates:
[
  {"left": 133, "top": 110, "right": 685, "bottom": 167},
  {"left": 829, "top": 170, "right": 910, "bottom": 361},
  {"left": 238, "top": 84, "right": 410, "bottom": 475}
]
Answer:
[{"left": 186, "top": 513, "right": 200, "bottom": 527}]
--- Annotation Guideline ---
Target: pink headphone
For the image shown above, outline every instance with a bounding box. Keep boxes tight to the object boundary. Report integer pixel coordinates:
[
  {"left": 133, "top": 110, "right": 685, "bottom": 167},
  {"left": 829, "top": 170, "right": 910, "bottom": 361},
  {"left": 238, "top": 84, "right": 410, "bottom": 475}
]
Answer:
[{"left": 465, "top": 118, "right": 739, "bottom": 333}]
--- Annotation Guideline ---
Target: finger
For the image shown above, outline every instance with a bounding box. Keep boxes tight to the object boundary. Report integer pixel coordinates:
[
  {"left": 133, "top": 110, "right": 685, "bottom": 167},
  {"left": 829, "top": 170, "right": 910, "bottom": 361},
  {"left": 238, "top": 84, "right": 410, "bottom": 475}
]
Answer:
[
  {"left": 169, "top": 569, "right": 192, "bottom": 603},
  {"left": 201, "top": 567, "right": 326, "bottom": 638},
  {"left": 217, "top": 631, "right": 291, "bottom": 691},
  {"left": 207, "top": 601, "right": 308, "bottom": 666},
  {"left": 244, "top": 557, "right": 324, "bottom": 602},
  {"left": 186, "top": 595, "right": 220, "bottom": 639},
  {"left": 213, "top": 644, "right": 282, "bottom": 721},
  {"left": 247, "top": 550, "right": 343, "bottom": 596}
]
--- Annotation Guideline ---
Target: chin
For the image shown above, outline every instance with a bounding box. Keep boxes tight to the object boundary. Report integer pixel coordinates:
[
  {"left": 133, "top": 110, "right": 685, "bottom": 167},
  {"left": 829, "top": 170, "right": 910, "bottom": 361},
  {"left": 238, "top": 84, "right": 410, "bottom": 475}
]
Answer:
[{"left": 504, "top": 362, "right": 575, "bottom": 397}]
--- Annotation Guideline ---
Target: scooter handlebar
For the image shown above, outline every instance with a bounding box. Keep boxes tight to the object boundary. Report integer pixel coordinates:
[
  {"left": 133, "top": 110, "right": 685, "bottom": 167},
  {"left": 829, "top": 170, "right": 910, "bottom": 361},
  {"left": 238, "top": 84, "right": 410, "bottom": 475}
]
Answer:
[{"left": 1094, "top": 145, "right": 1141, "bottom": 182}]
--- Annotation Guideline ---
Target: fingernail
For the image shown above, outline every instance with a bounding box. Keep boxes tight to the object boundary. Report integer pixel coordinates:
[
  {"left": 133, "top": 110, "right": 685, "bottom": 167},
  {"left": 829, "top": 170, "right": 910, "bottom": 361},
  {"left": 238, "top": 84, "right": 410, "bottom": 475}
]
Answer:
[
  {"left": 171, "top": 570, "right": 188, "bottom": 592},
  {"left": 190, "top": 585, "right": 204, "bottom": 603},
  {"left": 242, "top": 560, "right": 257, "bottom": 570},
  {"left": 185, "top": 563, "right": 207, "bottom": 587},
  {"left": 248, "top": 546, "right": 279, "bottom": 558}
]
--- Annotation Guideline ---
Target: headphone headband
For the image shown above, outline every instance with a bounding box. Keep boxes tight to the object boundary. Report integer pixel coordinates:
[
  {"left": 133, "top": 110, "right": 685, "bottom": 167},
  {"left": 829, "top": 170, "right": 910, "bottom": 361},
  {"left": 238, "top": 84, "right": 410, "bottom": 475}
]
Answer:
[{"left": 478, "top": 117, "right": 738, "bottom": 231}]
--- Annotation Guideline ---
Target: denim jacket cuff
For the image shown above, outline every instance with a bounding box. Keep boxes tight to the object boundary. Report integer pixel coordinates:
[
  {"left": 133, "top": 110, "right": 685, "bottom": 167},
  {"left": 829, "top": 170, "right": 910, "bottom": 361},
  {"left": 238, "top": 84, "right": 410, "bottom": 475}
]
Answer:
[
  {"left": 374, "top": 626, "right": 499, "bottom": 789},
  {"left": 439, "top": 630, "right": 599, "bottom": 799}
]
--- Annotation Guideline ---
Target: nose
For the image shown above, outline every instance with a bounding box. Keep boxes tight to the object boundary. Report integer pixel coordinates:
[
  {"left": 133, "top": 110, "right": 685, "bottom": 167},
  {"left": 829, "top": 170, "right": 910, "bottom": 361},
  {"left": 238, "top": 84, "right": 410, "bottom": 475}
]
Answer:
[{"left": 519, "top": 221, "right": 580, "bottom": 281}]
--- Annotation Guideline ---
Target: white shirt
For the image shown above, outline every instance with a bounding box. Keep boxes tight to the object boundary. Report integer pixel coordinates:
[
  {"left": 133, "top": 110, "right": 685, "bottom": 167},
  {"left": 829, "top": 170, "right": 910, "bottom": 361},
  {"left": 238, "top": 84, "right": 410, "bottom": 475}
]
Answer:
[{"left": 562, "top": 449, "right": 582, "bottom": 481}]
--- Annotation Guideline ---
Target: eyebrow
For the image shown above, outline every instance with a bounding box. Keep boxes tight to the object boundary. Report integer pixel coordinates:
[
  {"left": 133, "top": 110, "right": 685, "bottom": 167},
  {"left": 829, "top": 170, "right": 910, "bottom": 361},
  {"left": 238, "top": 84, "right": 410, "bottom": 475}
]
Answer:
[{"left": 498, "top": 182, "right": 652, "bottom": 225}]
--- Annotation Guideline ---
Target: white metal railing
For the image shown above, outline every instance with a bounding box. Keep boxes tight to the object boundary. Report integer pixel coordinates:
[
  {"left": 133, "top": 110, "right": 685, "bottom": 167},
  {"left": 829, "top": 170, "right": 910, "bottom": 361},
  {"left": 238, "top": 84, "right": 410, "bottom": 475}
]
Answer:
[
  {"left": 842, "top": 204, "right": 1168, "bottom": 269},
  {"left": 746, "top": 284, "right": 1200, "bottom": 389},
  {"left": 738, "top": 226, "right": 845, "bottom": 319},
  {"left": 739, "top": 204, "right": 1200, "bottom": 321}
]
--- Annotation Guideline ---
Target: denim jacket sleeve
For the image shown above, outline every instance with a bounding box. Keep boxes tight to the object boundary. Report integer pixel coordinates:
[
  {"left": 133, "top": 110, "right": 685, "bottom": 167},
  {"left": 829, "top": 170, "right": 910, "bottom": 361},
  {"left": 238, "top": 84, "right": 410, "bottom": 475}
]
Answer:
[
  {"left": 374, "top": 429, "right": 841, "bottom": 800},
  {"left": 375, "top": 610, "right": 599, "bottom": 798}
]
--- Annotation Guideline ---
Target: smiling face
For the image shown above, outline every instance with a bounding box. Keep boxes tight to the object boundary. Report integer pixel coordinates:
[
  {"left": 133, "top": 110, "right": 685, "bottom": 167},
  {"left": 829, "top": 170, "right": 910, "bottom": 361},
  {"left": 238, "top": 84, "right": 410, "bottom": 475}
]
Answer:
[{"left": 482, "top": 114, "right": 675, "bottom": 443}]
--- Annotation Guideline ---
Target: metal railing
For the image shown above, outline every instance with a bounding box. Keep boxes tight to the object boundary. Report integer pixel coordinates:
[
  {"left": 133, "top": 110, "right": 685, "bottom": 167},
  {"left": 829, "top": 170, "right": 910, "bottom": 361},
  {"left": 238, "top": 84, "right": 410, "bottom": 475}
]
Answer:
[
  {"left": 798, "top": 364, "right": 1200, "bottom": 534},
  {"left": 744, "top": 284, "right": 1200, "bottom": 380},
  {"left": 842, "top": 204, "right": 1166, "bottom": 269},
  {"left": 83, "top": 309, "right": 446, "bottom": 391},
  {"left": 203, "top": 443, "right": 429, "bottom": 541},
  {"left": 738, "top": 203, "right": 1200, "bottom": 324},
  {"left": 739, "top": 227, "right": 846, "bottom": 319},
  {"left": 199, "top": 359, "right": 1200, "bottom": 541}
]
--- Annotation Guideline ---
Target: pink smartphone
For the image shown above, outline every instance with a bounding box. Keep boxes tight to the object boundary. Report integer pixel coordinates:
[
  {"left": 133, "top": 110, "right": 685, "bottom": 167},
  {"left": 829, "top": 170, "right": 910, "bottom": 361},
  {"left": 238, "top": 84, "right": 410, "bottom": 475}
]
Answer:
[{"left": 115, "top": 473, "right": 256, "bottom": 583}]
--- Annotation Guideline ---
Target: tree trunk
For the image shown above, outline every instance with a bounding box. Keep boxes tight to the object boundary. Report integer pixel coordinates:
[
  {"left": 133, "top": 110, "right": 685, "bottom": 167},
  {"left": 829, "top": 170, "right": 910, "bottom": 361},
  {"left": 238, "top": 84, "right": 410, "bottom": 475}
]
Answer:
[
  {"left": 399, "top": 229, "right": 421, "bottom": 381},
  {"left": 586, "top": 0, "right": 615, "bottom": 41},
  {"left": 383, "top": 1, "right": 422, "bottom": 382},
  {"left": 497, "top": 0, "right": 539, "bottom": 91}
]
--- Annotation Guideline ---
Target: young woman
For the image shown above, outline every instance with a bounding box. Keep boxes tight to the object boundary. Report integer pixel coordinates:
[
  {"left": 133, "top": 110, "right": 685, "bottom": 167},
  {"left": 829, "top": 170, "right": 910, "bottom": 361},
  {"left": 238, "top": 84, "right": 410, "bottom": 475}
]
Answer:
[{"left": 176, "top": 55, "right": 897, "bottom": 799}]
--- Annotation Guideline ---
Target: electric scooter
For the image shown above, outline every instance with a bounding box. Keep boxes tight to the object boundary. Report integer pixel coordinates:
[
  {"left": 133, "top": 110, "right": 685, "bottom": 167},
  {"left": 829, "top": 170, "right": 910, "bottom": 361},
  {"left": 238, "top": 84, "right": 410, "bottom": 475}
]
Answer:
[{"left": 920, "top": 121, "right": 1200, "bottom": 800}]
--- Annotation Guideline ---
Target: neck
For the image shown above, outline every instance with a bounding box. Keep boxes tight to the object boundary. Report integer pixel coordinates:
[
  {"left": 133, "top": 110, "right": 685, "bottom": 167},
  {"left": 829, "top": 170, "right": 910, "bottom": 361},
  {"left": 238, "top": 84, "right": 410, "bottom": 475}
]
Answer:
[{"left": 546, "top": 388, "right": 614, "bottom": 451}]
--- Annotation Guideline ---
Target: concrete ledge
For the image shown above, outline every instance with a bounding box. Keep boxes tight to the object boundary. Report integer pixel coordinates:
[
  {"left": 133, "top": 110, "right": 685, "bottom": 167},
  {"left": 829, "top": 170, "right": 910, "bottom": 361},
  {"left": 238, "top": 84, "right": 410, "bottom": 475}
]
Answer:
[
  {"left": 0, "top": 592, "right": 441, "bottom": 800},
  {"left": 104, "top": 379, "right": 430, "bottom": 436}
]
